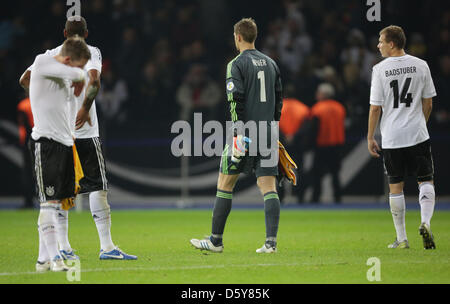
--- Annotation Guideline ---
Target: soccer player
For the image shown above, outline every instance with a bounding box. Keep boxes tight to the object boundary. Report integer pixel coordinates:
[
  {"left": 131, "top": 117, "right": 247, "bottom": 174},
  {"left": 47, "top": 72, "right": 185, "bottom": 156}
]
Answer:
[
  {"left": 27, "top": 38, "right": 90, "bottom": 271},
  {"left": 20, "top": 16, "right": 136, "bottom": 260},
  {"left": 190, "top": 18, "right": 283, "bottom": 253},
  {"left": 367, "top": 25, "right": 437, "bottom": 249}
]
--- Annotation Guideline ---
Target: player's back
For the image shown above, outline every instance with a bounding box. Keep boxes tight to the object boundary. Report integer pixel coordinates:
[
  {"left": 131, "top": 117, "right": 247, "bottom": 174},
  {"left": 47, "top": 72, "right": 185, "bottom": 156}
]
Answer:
[
  {"left": 29, "top": 54, "right": 84, "bottom": 146},
  {"left": 370, "top": 54, "right": 436, "bottom": 148},
  {"left": 227, "top": 49, "right": 281, "bottom": 123},
  {"left": 29, "top": 43, "right": 102, "bottom": 139},
  {"left": 73, "top": 43, "right": 102, "bottom": 139}
]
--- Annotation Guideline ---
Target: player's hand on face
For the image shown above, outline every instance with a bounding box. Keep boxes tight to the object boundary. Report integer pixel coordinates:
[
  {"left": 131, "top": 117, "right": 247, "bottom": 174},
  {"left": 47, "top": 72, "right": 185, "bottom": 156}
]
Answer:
[
  {"left": 368, "top": 138, "right": 381, "bottom": 158},
  {"left": 72, "top": 80, "right": 85, "bottom": 97},
  {"left": 75, "top": 106, "right": 92, "bottom": 130}
]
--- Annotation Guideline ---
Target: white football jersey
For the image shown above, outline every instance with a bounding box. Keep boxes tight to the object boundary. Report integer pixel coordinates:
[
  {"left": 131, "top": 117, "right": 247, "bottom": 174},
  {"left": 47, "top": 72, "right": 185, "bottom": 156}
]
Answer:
[
  {"left": 30, "top": 54, "right": 85, "bottom": 146},
  {"left": 28, "top": 43, "right": 102, "bottom": 139},
  {"left": 370, "top": 54, "right": 436, "bottom": 149}
]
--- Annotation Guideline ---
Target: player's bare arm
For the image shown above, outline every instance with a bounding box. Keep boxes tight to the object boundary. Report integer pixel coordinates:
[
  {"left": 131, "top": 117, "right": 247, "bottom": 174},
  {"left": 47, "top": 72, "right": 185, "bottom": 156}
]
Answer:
[
  {"left": 367, "top": 105, "right": 382, "bottom": 158},
  {"left": 19, "top": 69, "right": 31, "bottom": 92},
  {"left": 76, "top": 69, "right": 101, "bottom": 129},
  {"left": 422, "top": 97, "right": 433, "bottom": 122}
]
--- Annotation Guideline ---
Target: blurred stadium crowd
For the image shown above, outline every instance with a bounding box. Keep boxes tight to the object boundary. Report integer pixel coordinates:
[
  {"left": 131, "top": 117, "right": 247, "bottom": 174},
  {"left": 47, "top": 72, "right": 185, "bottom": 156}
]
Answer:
[
  {"left": 1, "top": 0, "right": 450, "bottom": 204},
  {"left": 2, "top": 0, "right": 449, "bottom": 136}
]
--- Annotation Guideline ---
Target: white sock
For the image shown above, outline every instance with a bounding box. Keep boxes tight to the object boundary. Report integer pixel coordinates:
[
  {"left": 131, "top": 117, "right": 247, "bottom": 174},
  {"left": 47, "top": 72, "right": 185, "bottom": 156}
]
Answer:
[
  {"left": 389, "top": 193, "right": 407, "bottom": 242},
  {"left": 38, "top": 203, "right": 60, "bottom": 260},
  {"left": 37, "top": 225, "right": 50, "bottom": 262},
  {"left": 419, "top": 182, "right": 435, "bottom": 227},
  {"left": 90, "top": 190, "right": 115, "bottom": 252},
  {"left": 56, "top": 206, "right": 72, "bottom": 252}
]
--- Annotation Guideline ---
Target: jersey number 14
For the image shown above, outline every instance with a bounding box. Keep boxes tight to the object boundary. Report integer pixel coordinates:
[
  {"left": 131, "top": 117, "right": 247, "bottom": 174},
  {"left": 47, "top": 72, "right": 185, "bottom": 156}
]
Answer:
[{"left": 390, "top": 78, "right": 413, "bottom": 108}]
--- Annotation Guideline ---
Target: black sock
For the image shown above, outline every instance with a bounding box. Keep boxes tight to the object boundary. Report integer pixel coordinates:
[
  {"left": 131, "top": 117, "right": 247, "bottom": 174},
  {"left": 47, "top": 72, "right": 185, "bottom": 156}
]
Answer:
[
  {"left": 211, "top": 190, "right": 232, "bottom": 246},
  {"left": 265, "top": 240, "right": 277, "bottom": 248},
  {"left": 263, "top": 192, "right": 280, "bottom": 246}
]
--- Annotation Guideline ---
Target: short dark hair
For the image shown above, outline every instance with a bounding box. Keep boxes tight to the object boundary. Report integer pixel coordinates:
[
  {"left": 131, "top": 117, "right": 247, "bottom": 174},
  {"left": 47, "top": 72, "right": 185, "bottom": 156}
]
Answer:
[
  {"left": 65, "top": 16, "right": 88, "bottom": 37},
  {"left": 380, "top": 25, "right": 406, "bottom": 50},
  {"left": 234, "top": 18, "right": 257, "bottom": 43},
  {"left": 61, "top": 37, "right": 91, "bottom": 61}
]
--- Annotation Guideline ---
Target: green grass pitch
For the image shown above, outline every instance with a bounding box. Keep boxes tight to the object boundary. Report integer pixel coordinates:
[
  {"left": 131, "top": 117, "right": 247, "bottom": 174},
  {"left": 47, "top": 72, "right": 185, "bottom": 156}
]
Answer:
[{"left": 0, "top": 208, "right": 449, "bottom": 284}]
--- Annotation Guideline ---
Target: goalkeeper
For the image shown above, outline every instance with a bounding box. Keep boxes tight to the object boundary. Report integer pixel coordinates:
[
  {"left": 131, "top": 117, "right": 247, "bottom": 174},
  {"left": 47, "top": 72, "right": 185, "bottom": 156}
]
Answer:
[{"left": 190, "top": 18, "right": 287, "bottom": 253}]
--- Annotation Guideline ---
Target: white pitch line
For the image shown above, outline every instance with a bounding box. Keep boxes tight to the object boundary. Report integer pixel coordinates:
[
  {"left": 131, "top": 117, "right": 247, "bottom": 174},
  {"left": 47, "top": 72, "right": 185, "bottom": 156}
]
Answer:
[
  {"left": 2, "top": 259, "right": 443, "bottom": 277},
  {"left": 0, "top": 263, "right": 301, "bottom": 277}
]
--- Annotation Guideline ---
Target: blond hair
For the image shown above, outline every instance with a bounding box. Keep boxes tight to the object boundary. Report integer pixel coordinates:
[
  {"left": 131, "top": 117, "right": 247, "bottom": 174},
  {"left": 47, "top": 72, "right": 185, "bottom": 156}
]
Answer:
[
  {"left": 380, "top": 25, "right": 406, "bottom": 50},
  {"left": 234, "top": 18, "right": 257, "bottom": 43}
]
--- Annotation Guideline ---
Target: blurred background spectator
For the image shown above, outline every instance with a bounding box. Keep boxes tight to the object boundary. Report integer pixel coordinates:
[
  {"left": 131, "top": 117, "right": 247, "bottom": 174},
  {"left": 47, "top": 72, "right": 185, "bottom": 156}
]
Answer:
[
  {"left": 433, "top": 55, "right": 450, "bottom": 130},
  {"left": 2, "top": 0, "right": 447, "bottom": 131},
  {"left": 176, "top": 64, "right": 221, "bottom": 122},
  {"left": 96, "top": 60, "right": 129, "bottom": 125},
  {"left": 310, "top": 83, "right": 346, "bottom": 203},
  {"left": 17, "top": 96, "right": 35, "bottom": 209},
  {"left": 278, "top": 84, "right": 311, "bottom": 204}
]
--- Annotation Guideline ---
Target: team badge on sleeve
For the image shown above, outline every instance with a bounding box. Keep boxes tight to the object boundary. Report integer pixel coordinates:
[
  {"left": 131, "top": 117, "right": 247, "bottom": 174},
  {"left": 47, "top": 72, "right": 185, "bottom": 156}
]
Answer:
[{"left": 226, "top": 80, "right": 235, "bottom": 92}]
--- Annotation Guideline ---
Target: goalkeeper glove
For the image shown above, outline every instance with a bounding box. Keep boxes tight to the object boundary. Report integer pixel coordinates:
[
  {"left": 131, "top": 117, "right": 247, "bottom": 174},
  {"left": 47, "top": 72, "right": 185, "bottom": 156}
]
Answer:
[{"left": 231, "top": 135, "right": 251, "bottom": 163}]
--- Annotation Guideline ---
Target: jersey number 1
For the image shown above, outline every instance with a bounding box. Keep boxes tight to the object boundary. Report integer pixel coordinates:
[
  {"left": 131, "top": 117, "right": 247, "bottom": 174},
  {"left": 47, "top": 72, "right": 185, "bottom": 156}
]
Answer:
[
  {"left": 390, "top": 78, "right": 413, "bottom": 108},
  {"left": 257, "top": 70, "right": 267, "bottom": 102}
]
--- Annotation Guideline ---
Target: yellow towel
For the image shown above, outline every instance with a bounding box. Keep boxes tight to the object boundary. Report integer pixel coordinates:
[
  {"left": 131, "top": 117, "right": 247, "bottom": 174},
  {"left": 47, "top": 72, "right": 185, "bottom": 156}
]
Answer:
[
  {"left": 278, "top": 141, "right": 298, "bottom": 186},
  {"left": 61, "top": 144, "right": 84, "bottom": 210}
]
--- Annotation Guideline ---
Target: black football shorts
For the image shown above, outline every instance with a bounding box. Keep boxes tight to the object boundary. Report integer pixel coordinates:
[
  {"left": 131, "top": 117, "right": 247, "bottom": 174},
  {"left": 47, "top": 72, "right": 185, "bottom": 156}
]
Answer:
[
  {"left": 29, "top": 137, "right": 75, "bottom": 202},
  {"left": 75, "top": 137, "right": 108, "bottom": 194},
  {"left": 382, "top": 139, "right": 434, "bottom": 184}
]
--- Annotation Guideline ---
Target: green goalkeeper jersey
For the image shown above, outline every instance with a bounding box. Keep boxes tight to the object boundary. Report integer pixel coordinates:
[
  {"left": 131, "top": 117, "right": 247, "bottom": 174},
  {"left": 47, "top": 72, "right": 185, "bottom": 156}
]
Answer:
[{"left": 226, "top": 49, "right": 283, "bottom": 125}]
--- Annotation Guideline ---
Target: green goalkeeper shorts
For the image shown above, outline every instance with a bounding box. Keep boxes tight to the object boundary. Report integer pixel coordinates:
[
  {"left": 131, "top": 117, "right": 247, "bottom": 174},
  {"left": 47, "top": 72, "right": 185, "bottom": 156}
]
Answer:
[{"left": 219, "top": 144, "right": 278, "bottom": 177}]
